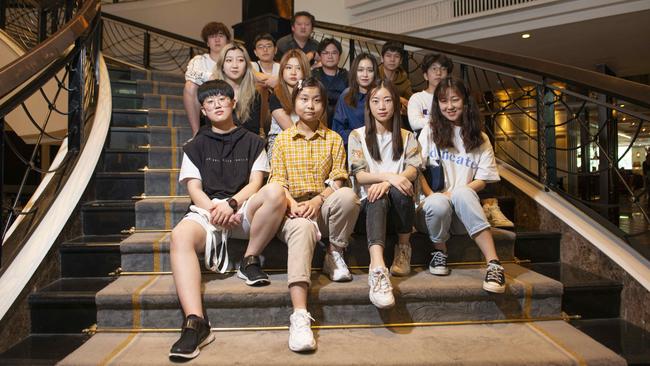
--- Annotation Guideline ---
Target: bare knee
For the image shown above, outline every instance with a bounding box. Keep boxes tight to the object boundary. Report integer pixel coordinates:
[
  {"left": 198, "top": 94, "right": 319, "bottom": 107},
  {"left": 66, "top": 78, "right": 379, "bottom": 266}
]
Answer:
[{"left": 261, "top": 182, "right": 286, "bottom": 207}]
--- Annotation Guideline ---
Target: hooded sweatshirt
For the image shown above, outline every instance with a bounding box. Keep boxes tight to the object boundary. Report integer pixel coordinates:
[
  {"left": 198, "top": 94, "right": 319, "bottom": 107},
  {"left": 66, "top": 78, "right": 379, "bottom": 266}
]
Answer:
[
  {"left": 183, "top": 126, "right": 265, "bottom": 200},
  {"left": 379, "top": 65, "right": 413, "bottom": 99}
]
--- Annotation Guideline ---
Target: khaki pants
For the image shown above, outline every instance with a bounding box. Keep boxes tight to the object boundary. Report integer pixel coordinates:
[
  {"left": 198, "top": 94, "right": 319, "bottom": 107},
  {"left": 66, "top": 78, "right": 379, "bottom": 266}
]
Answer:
[{"left": 277, "top": 187, "right": 360, "bottom": 285}]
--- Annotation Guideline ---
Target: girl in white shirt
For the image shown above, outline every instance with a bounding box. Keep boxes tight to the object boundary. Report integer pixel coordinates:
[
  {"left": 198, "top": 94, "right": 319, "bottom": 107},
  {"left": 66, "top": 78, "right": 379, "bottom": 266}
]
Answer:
[
  {"left": 416, "top": 77, "right": 505, "bottom": 293},
  {"left": 348, "top": 80, "right": 422, "bottom": 309}
]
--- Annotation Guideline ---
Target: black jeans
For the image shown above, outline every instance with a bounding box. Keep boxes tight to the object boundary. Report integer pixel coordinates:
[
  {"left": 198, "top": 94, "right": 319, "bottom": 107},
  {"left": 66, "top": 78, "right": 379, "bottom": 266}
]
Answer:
[{"left": 360, "top": 186, "right": 415, "bottom": 248}]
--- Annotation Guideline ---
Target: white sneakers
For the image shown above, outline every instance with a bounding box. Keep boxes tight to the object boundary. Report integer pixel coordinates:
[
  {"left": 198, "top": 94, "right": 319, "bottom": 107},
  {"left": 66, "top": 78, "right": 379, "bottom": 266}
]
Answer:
[
  {"left": 289, "top": 310, "right": 316, "bottom": 352},
  {"left": 390, "top": 244, "right": 411, "bottom": 276},
  {"left": 323, "top": 249, "right": 352, "bottom": 282},
  {"left": 368, "top": 267, "right": 395, "bottom": 309},
  {"left": 483, "top": 199, "right": 514, "bottom": 228}
]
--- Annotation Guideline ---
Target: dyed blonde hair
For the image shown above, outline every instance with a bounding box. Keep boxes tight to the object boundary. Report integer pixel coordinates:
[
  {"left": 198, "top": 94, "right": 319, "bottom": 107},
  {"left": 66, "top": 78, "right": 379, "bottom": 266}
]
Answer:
[{"left": 212, "top": 43, "right": 258, "bottom": 124}]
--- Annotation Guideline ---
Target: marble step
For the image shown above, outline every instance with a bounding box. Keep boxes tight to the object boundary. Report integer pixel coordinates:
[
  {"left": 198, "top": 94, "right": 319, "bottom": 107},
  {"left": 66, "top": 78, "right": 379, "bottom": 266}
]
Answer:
[
  {"left": 119, "top": 229, "right": 516, "bottom": 273},
  {"left": 95, "top": 264, "right": 561, "bottom": 329},
  {"left": 58, "top": 321, "right": 625, "bottom": 366}
]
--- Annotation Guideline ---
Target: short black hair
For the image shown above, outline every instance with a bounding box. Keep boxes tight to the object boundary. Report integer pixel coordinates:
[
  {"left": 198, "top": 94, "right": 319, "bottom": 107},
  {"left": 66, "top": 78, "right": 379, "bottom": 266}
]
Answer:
[
  {"left": 317, "top": 38, "right": 342, "bottom": 54},
  {"left": 381, "top": 41, "right": 404, "bottom": 57},
  {"left": 291, "top": 11, "right": 315, "bottom": 26},
  {"left": 253, "top": 33, "right": 276, "bottom": 47},
  {"left": 421, "top": 53, "right": 454, "bottom": 73},
  {"left": 197, "top": 80, "right": 234, "bottom": 104}
]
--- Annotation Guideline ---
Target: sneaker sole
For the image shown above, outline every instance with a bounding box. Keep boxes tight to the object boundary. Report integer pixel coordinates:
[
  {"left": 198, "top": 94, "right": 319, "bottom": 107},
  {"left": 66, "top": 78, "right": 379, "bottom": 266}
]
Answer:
[
  {"left": 168, "top": 333, "right": 215, "bottom": 359},
  {"left": 369, "top": 294, "right": 395, "bottom": 309},
  {"left": 482, "top": 281, "right": 506, "bottom": 293},
  {"left": 237, "top": 269, "right": 271, "bottom": 286},
  {"left": 289, "top": 339, "right": 317, "bottom": 352},
  {"left": 429, "top": 266, "right": 450, "bottom": 276}
]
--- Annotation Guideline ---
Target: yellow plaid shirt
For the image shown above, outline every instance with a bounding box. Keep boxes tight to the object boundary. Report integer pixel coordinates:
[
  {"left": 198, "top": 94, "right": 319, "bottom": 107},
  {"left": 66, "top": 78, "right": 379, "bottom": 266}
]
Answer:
[{"left": 269, "top": 124, "right": 348, "bottom": 200}]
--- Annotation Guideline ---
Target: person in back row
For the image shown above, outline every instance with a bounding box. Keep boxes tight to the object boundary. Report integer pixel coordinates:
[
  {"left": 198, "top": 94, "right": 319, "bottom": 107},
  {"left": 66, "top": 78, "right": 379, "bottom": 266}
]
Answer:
[
  {"left": 407, "top": 53, "right": 453, "bottom": 133},
  {"left": 312, "top": 38, "right": 348, "bottom": 127},
  {"left": 416, "top": 77, "right": 506, "bottom": 294},
  {"left": 276, "top": 11, "right": 319, "bottom": 63},
  {"left": 168, "top": 80, "right": 285, "bottom": 360},
  {"left": 269, "top": 77, "right": 360, "bottom": 352},
  {"left": 184, "top": 22, "right": 231, "bottom": 135},
  {"left": 266, "top": 49, "right": 311, "bottom": 161},
  {"left": 379, "top": 41, "right": 412, "bottom": 116},
  {"left": 332, "top": 53, "right": 379, "bottom": 147},
  {"left": 211, "top": 43, "right": 263, "bottom": 136},
  {"left": 348, "top": 80, "right": 421, "bottom": 309},
  {"left": 251, "top": 33, "right": 280, "bottom": 89}
]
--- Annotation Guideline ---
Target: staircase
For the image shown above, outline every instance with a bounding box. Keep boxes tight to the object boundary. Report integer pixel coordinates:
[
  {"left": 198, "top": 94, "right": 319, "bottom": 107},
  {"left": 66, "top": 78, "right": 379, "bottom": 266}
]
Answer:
[
  {"left": 1, "top": 65, "right": 645, "bottom": 365},
  {"left": 45, "top": 66, "right": 627, "bottom": 365}
]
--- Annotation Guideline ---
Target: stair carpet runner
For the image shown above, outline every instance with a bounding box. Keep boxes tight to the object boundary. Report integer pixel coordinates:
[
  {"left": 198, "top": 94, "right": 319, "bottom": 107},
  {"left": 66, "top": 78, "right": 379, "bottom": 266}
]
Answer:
[{"left": 59, "top": 68, "right": 624, "bottom": 365}]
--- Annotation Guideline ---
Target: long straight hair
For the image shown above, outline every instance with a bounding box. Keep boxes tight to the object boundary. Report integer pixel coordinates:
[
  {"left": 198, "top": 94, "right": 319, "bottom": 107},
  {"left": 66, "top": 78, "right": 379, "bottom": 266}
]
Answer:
[
  {"left": 429, "top": 77, "right": 483, "bottom": 152},
  {"left": 345, "top": 53, "right": 378, "bottom": 108},
  {"left": 212, "top": 43, "right": 257, "bottom": 123},
  {"left": 364, "top": 80, "right": 403, "bottom": 162},
  {"left": 274, "top": 49, "right": 311, "bottom": 114}
]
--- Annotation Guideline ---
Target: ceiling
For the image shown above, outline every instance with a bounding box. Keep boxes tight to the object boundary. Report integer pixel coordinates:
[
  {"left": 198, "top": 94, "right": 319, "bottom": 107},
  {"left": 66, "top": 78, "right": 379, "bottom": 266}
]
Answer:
[{"left": 461, "top": 9, "right": 650, "bottom": 78}]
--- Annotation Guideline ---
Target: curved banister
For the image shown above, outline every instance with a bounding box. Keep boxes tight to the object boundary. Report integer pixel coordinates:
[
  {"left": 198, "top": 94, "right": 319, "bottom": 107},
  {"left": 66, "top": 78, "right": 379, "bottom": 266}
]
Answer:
[
  {"left": 315, "top": 21, "right": 650, "bottom": 109},
  {"left": 0, "top": 0, "right": 98, "bottom": 99},
  {"left": 101, "top": 12, "right": 205, "bottom": 48}
]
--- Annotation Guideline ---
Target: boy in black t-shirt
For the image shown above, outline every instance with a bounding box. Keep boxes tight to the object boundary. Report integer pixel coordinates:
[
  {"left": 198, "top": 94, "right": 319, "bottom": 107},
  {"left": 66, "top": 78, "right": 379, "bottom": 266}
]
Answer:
[{"left": 169, "top": 80, "right": 286, "bottom": 360}]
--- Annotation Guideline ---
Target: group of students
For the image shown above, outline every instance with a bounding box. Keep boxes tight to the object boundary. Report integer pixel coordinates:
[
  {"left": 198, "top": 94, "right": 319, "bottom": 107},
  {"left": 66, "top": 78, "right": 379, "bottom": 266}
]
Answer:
[{"left": 169, "top": 13, "right": 507, "bottom": 360}]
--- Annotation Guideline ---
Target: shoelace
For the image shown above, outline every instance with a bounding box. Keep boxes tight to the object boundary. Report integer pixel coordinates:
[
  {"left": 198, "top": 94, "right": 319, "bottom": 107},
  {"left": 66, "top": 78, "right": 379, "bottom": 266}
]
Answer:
[
  {"left": 486, "top": 263, "right": 505, "bottom": 283},
  {"left": 431, "top": 251, "right": 447, "bottom": 266},
  {"left": 371, "top": 269, "right": 393, "bottom": 293},
  {"left": 291, "top": 312, "right": 315, "bottom": 333},
  {"left": 331, "top": 250, "right": 347, "bottom": 268}
]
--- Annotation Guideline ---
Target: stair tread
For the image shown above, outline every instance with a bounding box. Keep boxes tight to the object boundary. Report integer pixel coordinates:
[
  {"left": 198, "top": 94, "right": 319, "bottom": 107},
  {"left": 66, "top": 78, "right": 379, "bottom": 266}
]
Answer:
[
  {"left": 97, "top": 264, "right": 561, "bottom": 306},
  {"left": 571, "top": 318, "right": 650, "bottom": 365},
  {"left": 58, "top": 320, "right": 625, "bottom": 366},
  {"left": 0, "top": 334, "right": 90, "bottom": 365},
  {"left": 526, "top": 263, "right": 622, "bottom": 288}
]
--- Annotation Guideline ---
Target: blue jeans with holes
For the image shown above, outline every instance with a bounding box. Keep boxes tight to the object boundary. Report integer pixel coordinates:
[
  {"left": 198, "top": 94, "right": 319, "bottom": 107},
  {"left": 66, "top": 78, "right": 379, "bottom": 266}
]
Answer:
[{"left": 415, "top": 186, "right": 490, "bottom": 244}]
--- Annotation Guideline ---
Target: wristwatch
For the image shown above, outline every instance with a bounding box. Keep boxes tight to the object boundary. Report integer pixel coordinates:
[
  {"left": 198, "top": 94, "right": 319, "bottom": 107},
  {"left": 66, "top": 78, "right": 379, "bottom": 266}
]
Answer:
[{"left": 227, "top": 198, "right": 238, "bottom": 210}]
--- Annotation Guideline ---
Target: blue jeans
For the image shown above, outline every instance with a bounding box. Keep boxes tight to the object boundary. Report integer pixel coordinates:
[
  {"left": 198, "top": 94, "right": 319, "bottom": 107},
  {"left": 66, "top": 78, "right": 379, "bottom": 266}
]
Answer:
[{"left": 415, "top": 186, "right": 490, "bottom": 244}]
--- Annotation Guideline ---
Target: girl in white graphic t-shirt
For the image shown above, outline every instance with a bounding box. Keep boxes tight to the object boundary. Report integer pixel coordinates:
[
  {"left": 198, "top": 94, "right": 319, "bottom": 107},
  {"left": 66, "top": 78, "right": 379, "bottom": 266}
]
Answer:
[{"left": 416, "top": 77, "right": 506, "bottom": 293}]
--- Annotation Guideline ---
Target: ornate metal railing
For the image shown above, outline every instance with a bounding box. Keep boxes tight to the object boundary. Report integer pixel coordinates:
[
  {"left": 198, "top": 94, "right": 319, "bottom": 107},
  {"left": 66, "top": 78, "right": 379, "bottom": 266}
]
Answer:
[
  {"left": 0, "top": 0, "right": 101, "bottom": 269},
  {"left": 313, "top": 21, "right": 650, "bottom": 260},
  {"left": 101, "top": 12, "right": 207, "bottom": 72},
  {"left": 0, "top": 0, "right": 80, "bottom": 50}
]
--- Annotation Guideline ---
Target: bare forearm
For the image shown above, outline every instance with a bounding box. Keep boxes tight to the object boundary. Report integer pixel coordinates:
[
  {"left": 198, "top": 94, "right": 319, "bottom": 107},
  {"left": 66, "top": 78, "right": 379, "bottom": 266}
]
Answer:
[
  {"left": 467, "top": 179, "right": 486, "bottom": 192},
  {"left": 183, "top": 82, "right": 201, "bottom": 134}
]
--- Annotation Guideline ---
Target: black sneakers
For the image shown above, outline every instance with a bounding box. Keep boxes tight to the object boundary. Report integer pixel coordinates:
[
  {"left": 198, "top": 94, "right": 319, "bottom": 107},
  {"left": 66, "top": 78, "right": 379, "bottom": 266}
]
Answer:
[
  {"left": 429, "top": 250, "right": 450, "bottom": 276},
  {"left": 237, "top": 255, "right": 270, "bottom": 286},
  {"left": 169, "top": 315, "right": 214, "bottom": 360},
  {"left": 483, "top": 259, "right": 506, "bottom": 293}
]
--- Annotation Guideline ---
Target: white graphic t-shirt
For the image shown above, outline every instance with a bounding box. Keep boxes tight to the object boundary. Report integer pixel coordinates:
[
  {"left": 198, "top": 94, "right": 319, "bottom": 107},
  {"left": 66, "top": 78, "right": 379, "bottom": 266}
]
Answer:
[{"left": 418, "top": 123, "right": 499, "bottom": 195}]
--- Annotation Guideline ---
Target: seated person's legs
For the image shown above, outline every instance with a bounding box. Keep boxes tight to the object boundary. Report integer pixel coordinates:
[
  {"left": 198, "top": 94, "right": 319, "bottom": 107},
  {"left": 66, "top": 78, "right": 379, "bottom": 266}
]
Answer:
[
  {"left": 277, "top": 216, "right": 319, "bottom": 352},
  {"left": 386, "top": 186, "right": 415, "bottom": 276},
  {"left": 319, "top": 187, "right": 360, "bottom": 282},
  {"left": 364, "top": 195, "right": 395, "bottom": 309},
  {"left": 450, "top": 186, "right": 506, "bottom": 293},
  {"left": 169, "top": 219, "right": 214, "bottom": 359},
  {"left": 415, "top": 193, "right": 453, "bottom": 275},
  {"left": 236, "top": 182, "right": 287, "bottom": 285}
]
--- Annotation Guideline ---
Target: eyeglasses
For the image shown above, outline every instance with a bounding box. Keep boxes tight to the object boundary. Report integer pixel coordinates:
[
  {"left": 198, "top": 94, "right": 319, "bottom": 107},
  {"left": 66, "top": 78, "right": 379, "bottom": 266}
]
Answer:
[
  {"left": 203, "top": 96, "right": 232, "bottom": 108},
  {"left": 256, "top": 44, "right": 274, "bottom": 50},
  {"left": 430, "top": 66, "right": 448, "bottom": 73}
]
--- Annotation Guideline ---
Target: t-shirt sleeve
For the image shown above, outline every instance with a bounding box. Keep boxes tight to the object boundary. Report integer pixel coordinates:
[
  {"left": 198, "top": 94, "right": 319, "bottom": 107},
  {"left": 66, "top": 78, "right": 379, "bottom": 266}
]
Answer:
[
  {"left": 403, "top": 131, "right": 423, "bottom": 170},
  {"left": 475, "top": 134, "right": 500, "bottom": 183},
  {"left": 269, "top": 94, "right": 283, "bottom": 112},
  {"left": 407, "top": 93, "right": 429, "bottom": 132},
  {"left": 179, "top": 153, "right": 201, "bottom": 184},
  {"left": 348, "top": 129, "right": 368, "bottom": 175},
  {"left": 329, "top": 134, "right": 349, "bottom": 181},
  {"left": 185, "top": 55, "right": 208, "bottom": 85},
  {"left": 268, "top": 135, "right": 289, "bottom": 189},
  {"left": 251, "top": 150, "right": 270, "bottom": 173}
]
